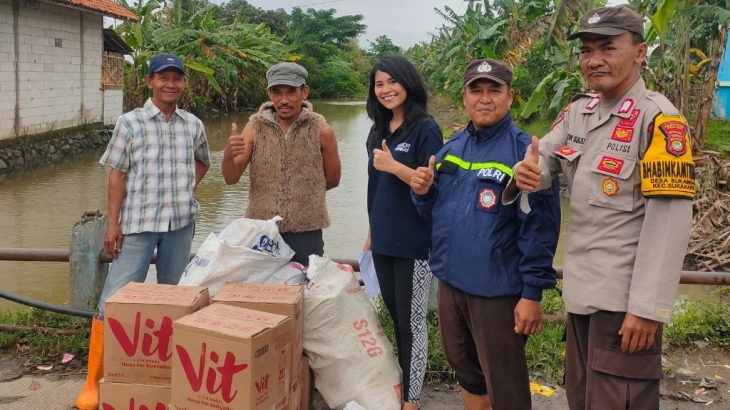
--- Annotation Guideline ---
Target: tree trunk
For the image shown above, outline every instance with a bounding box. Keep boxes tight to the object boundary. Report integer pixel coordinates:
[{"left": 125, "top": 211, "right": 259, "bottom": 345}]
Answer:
[{"left": 693, "top": 24, "right": 728, "bottom": 151}]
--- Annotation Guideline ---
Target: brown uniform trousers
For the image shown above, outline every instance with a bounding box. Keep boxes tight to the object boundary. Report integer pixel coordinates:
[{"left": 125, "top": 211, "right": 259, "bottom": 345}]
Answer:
[
  {"left": 565, "top": 311, "right": 663, "bottom": 410},
  {"left": 438, "top": 281, "right": 531, "bottom": 409}
]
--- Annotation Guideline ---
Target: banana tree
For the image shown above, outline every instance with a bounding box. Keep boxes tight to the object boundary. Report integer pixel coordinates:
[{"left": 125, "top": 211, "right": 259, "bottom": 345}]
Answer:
[
  {"left": 114, "top": 0, "right": 163, "bottom": 109},
  {"left": 684, "top": 2, "right": 730, "bottom": 149},
  {"left": 146, "top": 0, "right": 290, "bottom": 111}
]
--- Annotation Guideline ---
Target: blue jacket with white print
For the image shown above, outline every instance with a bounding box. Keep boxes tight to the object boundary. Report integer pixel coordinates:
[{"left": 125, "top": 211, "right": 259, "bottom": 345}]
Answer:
[{"left": 412, "top": 113, "right": 560, "bottom": 300}]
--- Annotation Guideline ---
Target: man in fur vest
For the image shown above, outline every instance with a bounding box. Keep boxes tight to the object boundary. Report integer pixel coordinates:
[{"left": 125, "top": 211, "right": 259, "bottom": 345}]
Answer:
[{"left": 221, "top": 62, "right": 341, "bottom": 265}]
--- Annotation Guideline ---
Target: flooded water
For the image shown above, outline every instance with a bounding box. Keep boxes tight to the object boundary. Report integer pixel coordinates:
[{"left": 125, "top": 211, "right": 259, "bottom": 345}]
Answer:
[
  {"left": 0, "top": 100, "right": 702, "bottom": 310},
  {"left": 0, "top": 100, "right": 373, "bottom": 308}
]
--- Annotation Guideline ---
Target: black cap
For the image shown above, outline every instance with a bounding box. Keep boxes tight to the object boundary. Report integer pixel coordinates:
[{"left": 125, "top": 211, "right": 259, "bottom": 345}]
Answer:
[
  {"left": 463, "top": 59, "right": 513, "bottom": 87},
  {"left": 567, "top": 6, "right": 644, "bottom": 41}
]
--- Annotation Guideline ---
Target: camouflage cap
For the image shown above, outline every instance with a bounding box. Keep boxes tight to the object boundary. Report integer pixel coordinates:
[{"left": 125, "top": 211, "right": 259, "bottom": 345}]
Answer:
[
  {"left": 463, "top": 59, "right": 513, "bottom": 87},
  {"left": 567, "top": 6, "right": 644, "bottom": 41}
]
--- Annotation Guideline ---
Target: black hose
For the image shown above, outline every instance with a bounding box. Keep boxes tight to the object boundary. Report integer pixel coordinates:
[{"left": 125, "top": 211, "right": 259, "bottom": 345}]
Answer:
[{"left": 0, "top": 289, "right": 95, "bottom": 318}]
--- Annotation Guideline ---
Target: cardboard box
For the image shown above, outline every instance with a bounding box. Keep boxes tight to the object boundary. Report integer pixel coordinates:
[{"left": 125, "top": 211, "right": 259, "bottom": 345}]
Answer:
[
  {"left": 99, "top": 379, "right": 170, "bottom": 410},
  {"left": 170, "top": 303, "right": 291, "bottom": 410},
  {"left": 104, "top": 283, "right": 209, "bottom": 385},
  {"left": 296, "top": 355, "right": 314, "bottom": 410},
  {"left": 212, "top": 283, "right": 304, "bottom": 384}
]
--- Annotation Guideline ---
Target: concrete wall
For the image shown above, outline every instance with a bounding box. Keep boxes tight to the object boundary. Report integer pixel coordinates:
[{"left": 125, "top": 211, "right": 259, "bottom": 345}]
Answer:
[
  {"left": 103, "top": 89, "right": 123, "bottom": 125},
  {"left": 0, "top": 0, "right": 106, "bottom": 139},
  {"left": 0, "top": 0, "right": 15, "bottom": 139}
]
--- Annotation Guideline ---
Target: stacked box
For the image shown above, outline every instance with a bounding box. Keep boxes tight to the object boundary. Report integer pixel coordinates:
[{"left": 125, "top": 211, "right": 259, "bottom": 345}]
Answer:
[
  {"left": 100, "top": 283, "right": 209, "bottom": 408},
  {"left": 99, "top": 380, "right": 170, "bottom": 410},
  {"left": 298, "top": 355, "right": 314, "bottom": 410},
  {"left": 211, "top": 281, "right": 304, "bottom": 400},
  {"left": 170, "top": 303, "right": 291, "bottom": 410}
]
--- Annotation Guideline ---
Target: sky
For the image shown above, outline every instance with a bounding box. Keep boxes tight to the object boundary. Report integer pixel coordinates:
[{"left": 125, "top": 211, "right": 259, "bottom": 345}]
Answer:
[{"left": 243, "top": 0, "right": 466, "bottom": 49}]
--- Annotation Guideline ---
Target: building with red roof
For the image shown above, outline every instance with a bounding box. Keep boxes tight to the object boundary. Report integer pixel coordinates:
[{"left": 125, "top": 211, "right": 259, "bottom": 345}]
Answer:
[{"left": 0, "top": 0, "right": 137, "bottom": 139}]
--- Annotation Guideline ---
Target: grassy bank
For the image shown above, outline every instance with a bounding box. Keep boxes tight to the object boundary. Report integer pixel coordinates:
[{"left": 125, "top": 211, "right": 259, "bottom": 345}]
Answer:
[
  {"left": 377, "top": 286, "right": 730, "bottom": 385},
  {"left": 0, "top": 309, "right": 89, "bottom": 361}
]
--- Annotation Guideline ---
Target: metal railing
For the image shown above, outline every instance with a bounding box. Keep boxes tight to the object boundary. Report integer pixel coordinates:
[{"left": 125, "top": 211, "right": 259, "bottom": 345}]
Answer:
[
  {"left": 2, "top": 247, "right": 729, "bottom": 285},
  {"left": 1, "top": 246, "right": 729, "bottom": 319}
]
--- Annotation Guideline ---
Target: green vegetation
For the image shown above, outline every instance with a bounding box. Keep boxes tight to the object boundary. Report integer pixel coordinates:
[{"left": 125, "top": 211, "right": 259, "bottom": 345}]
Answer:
[
  {"left": 0, "top": 309, "right": 89, "bottom": 361},
  {"left": 113, "top": 0, "right": 730, "bottom": 153},
  {"left": 516, "top": 119, "right": 553, "bottom": 139},
  {"left": 409, "top": 0, "right": 730, "bottom": 152},
  {"left": 116, "top": 0, "right": 380, "bottom": 113},
  {"left": 665, "top": 292, "right": 730, "bottom": 347},
  {"left": 706, "top": 120, "right": 730, "bottom": 153}
]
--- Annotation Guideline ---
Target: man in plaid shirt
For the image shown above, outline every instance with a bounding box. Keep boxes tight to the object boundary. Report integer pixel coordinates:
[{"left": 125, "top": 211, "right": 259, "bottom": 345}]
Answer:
[{"left": 75, "top": 53, "right": 210, "bottom": 410}]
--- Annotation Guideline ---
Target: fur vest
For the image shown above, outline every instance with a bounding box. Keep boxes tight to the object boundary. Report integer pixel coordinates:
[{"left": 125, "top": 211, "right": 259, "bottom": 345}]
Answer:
[{"left": 246, "top": 101, "right": 330, "bottom": 233}]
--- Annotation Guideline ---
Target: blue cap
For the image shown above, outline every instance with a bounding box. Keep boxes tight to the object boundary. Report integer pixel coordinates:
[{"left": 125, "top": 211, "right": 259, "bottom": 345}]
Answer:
[{"left": 148, "top": 54, "right": 185, "bottom": 75}]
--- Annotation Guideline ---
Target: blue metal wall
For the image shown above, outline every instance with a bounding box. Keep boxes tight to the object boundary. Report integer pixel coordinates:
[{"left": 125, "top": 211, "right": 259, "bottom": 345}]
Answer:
[{"left": 715, "top": 29, "right": 730, "bottom": 120}]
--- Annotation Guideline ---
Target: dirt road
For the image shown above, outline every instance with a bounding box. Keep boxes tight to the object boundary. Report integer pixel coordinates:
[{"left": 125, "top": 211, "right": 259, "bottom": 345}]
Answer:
[{"left": 314, "top": 345, "right": 730, "bottom": 409}]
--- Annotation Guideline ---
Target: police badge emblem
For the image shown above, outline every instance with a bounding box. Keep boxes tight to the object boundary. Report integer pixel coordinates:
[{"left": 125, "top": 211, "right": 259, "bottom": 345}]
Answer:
[
  {"left": 587, "top": 13, "right": 601, "bottom": 24},
  {"left": 479, "top": 188, "right": 497, "bottom": 210},
  {"left": 602, "top": 177, "right": 619, "bottom": 196},
  {"left": 658, "top": 120, "right": 688, "bottom": 157},
  {"left": 477, "top": 61, "right": 492, "bottom": 73}
]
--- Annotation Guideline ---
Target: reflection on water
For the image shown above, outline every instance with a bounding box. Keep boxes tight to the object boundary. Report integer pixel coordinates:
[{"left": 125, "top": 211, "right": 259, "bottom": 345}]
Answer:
[
  {"left": 0, "top": 100, "right": 372, "bottom": 307},
  {"left": 0, "top": 100, "right": 579, "bottom": 309}
]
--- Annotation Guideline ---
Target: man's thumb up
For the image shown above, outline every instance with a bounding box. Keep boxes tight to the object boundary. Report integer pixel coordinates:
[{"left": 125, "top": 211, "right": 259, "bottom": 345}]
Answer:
[
  {"left": 428, "top": 155, "right": 436, "bottom": 173},
  {"left": 527, "top": 136, "right": 540, "bottom": 163},
  {"left": 381, "top": 139, "right": 390, "bottom": 153}
]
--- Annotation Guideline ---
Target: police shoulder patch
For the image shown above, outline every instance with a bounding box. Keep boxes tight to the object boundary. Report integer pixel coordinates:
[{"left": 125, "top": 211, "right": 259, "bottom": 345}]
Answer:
[{"left": 640, "top": 114, "right": 695, "bottom": 199}]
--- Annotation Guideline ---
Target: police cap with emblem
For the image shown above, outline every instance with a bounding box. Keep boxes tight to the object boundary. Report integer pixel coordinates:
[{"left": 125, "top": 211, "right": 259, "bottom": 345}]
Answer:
[
  {"left": 463, "top": 58, "right": 513, "bottom": 88},
  {"left": 567, "top": 6, "right": 644, "bottom": 41}
]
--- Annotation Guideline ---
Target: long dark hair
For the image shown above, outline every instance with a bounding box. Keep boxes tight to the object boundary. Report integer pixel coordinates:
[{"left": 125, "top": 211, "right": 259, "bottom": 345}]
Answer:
[{"left": 366, "top": 55, "right": 430, "bottom": 152}]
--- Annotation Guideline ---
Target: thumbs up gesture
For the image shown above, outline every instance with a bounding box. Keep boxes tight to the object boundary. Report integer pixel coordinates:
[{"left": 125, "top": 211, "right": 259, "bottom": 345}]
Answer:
[
  {"left": 515, "top": 136, "right": 543, "bottom": 192},
  {"left": 224, "top": 122, "right": 246, "bottom": 161},
  {"left": 373, "top": 139, "right": 395, "bottom": 173},
  {"left": 410, "top": 155, "right": 436, "bottom": 196}
]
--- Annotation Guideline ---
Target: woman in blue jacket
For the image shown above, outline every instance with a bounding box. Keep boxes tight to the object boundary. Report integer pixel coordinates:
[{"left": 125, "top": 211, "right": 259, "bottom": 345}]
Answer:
[{"left": 364, "top": 55, "right": 444, "bottom": 408}]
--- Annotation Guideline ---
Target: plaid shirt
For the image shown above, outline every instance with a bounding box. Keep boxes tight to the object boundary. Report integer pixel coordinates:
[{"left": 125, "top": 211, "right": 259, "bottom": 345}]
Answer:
[{"left": 100, "top": 99, "right": 210, "bottom": 235}]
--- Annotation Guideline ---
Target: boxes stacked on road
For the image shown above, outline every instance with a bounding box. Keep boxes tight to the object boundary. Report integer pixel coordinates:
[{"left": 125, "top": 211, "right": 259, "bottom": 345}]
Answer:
[
  {"left": 100, "top": 282, "right": 209, "bottom": 408},
  {"left": 99, "top": 380, "right": 170, "bottom": 410},
  {"left": 170, "top": 303, "right": 291, "bottom": 410},
  {"left": 211, "top": 282, "right": 304, "bottom": 390}
]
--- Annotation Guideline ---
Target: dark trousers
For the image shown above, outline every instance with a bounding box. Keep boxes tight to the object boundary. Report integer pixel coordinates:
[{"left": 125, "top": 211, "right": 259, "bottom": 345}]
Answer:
[
  {"left": 438, "top": 281, "right": 531, "bottom": 410},
  {"left": 372, "top": 254, "right": 432, "bottom": 402},
  {"left": 280, "top": 230, "right": 324, "bottom": 265},
  {"left": 565, "top": 311, "right": 663, "bottom": 410}
]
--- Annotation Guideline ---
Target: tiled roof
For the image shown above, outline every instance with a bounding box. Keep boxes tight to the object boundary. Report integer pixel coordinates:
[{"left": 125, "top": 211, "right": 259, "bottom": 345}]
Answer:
[{"left": 45, "top": 0, "right": 139, "bottom": 21}]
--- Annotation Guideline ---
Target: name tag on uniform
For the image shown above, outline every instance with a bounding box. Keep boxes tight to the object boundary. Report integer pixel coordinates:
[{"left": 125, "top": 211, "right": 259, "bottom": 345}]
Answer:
[{"left": 475, "top": 167, "right": 508, "bottom": 184}]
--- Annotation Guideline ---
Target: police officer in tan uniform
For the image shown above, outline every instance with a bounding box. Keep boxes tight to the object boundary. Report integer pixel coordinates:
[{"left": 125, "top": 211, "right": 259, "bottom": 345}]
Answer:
[{"left": 506, "top": 6, "right": 694, "bottom": 409}]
